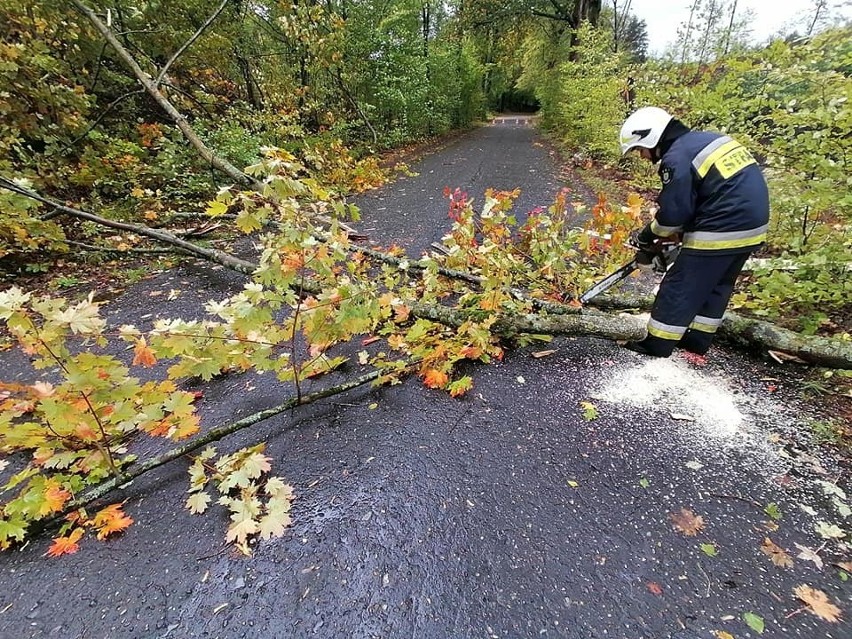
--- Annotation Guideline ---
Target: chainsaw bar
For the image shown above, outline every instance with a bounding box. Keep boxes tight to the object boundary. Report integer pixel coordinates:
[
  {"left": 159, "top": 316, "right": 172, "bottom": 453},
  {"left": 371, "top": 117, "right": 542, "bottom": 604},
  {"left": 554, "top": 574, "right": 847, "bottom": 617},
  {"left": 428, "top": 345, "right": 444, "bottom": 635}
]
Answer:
[{"left": 579, "top": 258, "right": 638, "bottom": 304}]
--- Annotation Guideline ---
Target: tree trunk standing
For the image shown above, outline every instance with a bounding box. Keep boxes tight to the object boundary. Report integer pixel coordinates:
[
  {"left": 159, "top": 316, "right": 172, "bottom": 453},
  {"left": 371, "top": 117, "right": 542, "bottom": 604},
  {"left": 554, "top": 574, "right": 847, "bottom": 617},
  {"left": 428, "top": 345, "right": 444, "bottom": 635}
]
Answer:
[
  {"left": 237, "top": 54, "right": 263, "bottom": 109},
  {"left": 610, "top": 0, "right": 634, "bottom": 53},
  {"left": 696, "top": 0, "right": 723, "bottom": 66},
  {"left": 565, "top": 0, "right": 603, "bottom": 56},
  {"left": 571, "top": 0, "right": 602, "bottom": 27},
  {"left": 722, "top": 0, "right": 738, "bottom": 55},
  {"left": 482, "top": 26, "right": 494, "bottom": 107},
  {"left": 299, "top": 56, "right": 309, "bottom": 111},
  {"left": 680, "top": 0, "right": 700, "bottom": 66},
  {"left": 807, "top": 0, "right": 827, "bottom": 36},
  {"left": 422, "top": 1, "right": 431, "bottom": 73}
]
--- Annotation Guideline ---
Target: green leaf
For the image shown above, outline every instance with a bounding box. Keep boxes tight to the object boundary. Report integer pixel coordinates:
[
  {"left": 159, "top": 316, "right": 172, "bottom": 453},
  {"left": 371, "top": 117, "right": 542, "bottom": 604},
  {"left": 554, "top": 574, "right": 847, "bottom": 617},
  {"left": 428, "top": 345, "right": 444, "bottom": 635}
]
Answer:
[
  {"left": 764, "top": 503, "right": 782, "bottom": 520},
  {"left": 743, "top": 612, "right": 764, "bottom": 634},
  {"left": 580, "top": 401, "right": 598, "bottom": 421},
  {"left": 0, "top": 518, "right": 28, "bottom": 545},
  {"left": 700, "top": 543, "right": 718, "bottom": 557},
  {"left": 639, "top": 478, "right": 650, "bottom": 489}
]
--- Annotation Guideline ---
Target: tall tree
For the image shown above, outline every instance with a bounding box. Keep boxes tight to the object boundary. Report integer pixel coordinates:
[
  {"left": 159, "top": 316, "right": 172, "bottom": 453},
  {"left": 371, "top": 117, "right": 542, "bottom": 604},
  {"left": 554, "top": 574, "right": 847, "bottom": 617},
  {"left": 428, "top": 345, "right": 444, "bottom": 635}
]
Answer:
[{"left": 604, "top": 1, "right": 648, "bottom": 61}]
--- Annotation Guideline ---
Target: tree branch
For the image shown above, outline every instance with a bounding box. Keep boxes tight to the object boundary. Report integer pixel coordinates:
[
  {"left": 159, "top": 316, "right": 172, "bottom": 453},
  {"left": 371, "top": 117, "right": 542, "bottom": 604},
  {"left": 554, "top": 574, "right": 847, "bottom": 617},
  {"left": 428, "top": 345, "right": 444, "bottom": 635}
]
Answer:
[
  {"left": 69, "top": 0, "right": 260, "bottom": 189},
  {"left": 63, "top": 89, "right": 145, "bottom": 150},
  {"left": 155, "top": 0, "right": 231, "bottom": 87},
  {"left": 1, "top": 177, "right": 257, "bottom": 275},
  {"left": 51, "top": 370, "right": 381, "bottom": 523}
]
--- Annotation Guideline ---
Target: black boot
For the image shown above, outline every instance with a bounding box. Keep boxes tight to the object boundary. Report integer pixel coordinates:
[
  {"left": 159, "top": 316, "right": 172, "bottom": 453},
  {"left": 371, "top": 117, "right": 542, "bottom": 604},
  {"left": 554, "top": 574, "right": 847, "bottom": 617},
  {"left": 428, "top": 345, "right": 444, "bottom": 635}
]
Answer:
[{"left": 624, "top": 340, "right": 668, "bottom": 357}]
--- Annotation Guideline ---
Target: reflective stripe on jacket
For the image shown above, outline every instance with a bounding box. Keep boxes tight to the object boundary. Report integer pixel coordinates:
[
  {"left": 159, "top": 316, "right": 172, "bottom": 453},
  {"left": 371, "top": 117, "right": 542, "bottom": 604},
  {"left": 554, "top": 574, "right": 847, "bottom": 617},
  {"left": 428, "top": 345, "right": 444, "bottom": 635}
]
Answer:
[{"left": 653, "top": 131, "right": 770, "bottom": 254}]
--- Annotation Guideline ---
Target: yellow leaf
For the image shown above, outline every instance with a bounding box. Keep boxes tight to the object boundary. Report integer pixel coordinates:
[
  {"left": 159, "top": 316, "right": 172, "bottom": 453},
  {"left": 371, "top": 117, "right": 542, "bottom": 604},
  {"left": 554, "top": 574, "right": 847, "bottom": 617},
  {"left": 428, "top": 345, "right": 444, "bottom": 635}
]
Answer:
[
  {"left": 206, "top": 200, "right": 229, "bottom": 217},
  {"left": 49, "top": 295, "right": 105, "bottom": 334},
  {"left": 186, "top": 492, "right": 211, "bottom": 515},
  {"left": 793, "top": 584, "right": 843, "bottom": 622},
  {"left": 258, "top": 509, "right": 292, "bottom": 540},
  {"left": 242, "top": 451, "right": 272, "bottom": 479},
  {"left": 714, "top": 632, "right": 735, "bottom": 639},
  {"left": 226, "top": 516, "right": 260, "bottom": 545}
]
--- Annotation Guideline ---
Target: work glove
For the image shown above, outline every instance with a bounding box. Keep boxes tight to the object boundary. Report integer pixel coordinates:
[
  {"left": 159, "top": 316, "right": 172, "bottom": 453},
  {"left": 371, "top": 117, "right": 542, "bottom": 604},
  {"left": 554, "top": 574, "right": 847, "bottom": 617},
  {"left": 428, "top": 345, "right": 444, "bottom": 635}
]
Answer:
[
  {"left": 628, "top": 225, "right": 658, "bottom": 270},
  {"left": 627, "top": 223, "right": 656, "bottom": 252}
]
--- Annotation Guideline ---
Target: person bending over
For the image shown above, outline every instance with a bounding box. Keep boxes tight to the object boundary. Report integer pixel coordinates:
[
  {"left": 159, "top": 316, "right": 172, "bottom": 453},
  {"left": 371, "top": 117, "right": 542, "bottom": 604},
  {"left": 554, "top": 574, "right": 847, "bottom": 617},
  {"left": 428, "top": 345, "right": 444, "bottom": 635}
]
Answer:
[{"left": 619, "top": 106, "right": 769, "bottom": 357}]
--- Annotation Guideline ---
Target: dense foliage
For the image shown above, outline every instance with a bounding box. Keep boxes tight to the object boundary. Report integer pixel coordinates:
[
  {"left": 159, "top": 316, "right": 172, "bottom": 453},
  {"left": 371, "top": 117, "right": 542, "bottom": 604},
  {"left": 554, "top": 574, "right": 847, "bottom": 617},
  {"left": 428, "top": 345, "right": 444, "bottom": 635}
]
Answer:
[
  {"left": 0, "top": 0, "right": 488, "bottom": 269},
  {"left": 512, "top": 11, "right": 850, "bottom": 335}
]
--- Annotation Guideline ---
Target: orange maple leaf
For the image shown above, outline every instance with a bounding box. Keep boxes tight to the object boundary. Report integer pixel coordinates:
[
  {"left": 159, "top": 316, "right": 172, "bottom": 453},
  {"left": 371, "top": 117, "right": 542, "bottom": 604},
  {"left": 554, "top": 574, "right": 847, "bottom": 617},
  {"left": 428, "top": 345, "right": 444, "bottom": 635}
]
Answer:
[
  {"left": 670, "top": 508, "right": 705, "bottom": 536},
  {"left": 132, "top": 337, "right": 157, "bottom": 368},
  {"left": 393, "top": 304, "right": 411, "bottom": 322},
  {"left": 41, "top": 480, "right": 72, "bottom": 516},
  {"left": 93, "top": 504, "right": 134, "bottom": 540},
  {"left": 147, "top": 418, "right": 172, "bottom": 438},
  {"left": 74, "top": 421, "right": 99, "bottom": 441},
  {"left": 47, "top": 528, "right": 84, "bottom": 557},
  {"left": 460, "top": 346, "right": 483, "bottom": 359},
  {"left": 282, "top": 252, "right": 305, "bottom": 270},
  {"left": 761, "top": 537, "right": 793, "bottom": 568},
  {"left": 646, "top": 582, "right": 663, "bottom": 596},
  {"left": 422, "top": 369, "right": 449, "bottom": 389}
]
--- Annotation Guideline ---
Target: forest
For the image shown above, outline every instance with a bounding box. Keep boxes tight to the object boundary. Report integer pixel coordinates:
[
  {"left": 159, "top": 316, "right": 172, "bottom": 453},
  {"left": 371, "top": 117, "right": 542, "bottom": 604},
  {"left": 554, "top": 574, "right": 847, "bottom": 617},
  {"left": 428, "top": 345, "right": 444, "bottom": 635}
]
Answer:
[{"left": 1, "top": 0, "right": 851, "bottom": 555}]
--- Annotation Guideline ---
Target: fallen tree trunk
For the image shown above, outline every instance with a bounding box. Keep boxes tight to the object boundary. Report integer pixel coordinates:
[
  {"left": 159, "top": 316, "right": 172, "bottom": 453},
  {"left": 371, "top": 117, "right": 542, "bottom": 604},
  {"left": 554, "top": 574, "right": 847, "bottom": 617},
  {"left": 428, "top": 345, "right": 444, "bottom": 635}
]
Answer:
[
  {"left": 5, "top": 176, "right": 847, "bottom": 367},
  {"left": 409, "top": 301, "right": 645, "bottom": 341},
  {"left": 719, "top": 313, "right": 852, "bottom": 369},
  {"left": 590, "top": 293, "right": 852, "bottom": 369}
]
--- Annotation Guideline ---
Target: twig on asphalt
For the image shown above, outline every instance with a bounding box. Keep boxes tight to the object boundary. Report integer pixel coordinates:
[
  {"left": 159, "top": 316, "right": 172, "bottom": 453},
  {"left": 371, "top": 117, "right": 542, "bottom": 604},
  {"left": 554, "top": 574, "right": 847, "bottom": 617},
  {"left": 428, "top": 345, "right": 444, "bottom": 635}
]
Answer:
[{"left": 708, "top": 492, "right": 763, "bottom": 509}]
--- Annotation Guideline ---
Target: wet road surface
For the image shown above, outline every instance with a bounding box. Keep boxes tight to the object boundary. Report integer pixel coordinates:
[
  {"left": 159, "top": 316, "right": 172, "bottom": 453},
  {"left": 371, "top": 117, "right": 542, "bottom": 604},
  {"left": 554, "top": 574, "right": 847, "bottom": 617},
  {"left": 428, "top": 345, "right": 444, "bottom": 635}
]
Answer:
[{"left": 1, "top": 117, "right": 849, "bottom": 639}]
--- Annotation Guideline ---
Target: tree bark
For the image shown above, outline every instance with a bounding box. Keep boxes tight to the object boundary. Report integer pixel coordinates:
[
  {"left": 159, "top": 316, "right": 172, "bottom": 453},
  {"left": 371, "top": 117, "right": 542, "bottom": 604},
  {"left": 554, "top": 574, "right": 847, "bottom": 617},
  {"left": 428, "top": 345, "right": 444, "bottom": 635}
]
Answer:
[{"left": 588, "top": 293, "right": 852, "bottom": 369}]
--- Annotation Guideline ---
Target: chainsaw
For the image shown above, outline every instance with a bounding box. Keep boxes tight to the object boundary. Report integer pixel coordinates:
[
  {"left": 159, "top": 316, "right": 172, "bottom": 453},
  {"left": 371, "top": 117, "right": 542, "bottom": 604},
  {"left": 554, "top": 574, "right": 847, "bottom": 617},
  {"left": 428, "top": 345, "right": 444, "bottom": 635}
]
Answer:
[{"left": 579, "top": 238, "right": 680, "bottom": 304}]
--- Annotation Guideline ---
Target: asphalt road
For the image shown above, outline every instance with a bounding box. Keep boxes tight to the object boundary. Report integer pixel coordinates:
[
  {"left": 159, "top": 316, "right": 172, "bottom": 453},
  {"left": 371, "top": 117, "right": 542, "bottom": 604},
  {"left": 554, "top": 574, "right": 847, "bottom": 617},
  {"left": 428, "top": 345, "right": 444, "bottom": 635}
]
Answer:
[{"left": 1, "top": 117, "right": 849, "bottom": 639}]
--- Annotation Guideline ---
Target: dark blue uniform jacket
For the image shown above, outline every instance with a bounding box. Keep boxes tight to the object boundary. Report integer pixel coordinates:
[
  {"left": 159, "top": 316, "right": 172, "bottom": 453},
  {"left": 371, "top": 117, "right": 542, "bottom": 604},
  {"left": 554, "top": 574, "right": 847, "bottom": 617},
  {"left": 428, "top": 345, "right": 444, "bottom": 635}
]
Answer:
[{"left": 650, "top": 131, "right": 770, "bottom": 254}]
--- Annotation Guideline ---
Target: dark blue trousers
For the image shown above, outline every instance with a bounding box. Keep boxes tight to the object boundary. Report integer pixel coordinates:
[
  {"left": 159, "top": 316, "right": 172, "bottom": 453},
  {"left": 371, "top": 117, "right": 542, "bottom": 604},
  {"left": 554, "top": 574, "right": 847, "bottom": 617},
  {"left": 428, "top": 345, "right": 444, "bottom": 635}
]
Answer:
[{"left": 640, "top": 251, "right": 752, "bottom": 357}]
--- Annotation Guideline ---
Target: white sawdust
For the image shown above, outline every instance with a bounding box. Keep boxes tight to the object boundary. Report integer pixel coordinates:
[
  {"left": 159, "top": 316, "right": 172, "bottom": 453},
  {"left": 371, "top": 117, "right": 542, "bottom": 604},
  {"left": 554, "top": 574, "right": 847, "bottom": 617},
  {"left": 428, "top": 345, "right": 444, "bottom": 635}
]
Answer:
[{"left": 591, "top": 356, "right": 791, "bottom": 470}]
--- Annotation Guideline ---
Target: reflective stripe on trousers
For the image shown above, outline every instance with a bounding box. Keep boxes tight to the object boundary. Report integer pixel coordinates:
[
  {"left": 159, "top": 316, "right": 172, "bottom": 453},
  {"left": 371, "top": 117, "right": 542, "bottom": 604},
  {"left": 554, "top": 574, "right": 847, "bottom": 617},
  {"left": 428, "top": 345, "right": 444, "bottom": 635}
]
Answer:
[{"left": 641, "top": 251, "right": 752, "bottom": 357}]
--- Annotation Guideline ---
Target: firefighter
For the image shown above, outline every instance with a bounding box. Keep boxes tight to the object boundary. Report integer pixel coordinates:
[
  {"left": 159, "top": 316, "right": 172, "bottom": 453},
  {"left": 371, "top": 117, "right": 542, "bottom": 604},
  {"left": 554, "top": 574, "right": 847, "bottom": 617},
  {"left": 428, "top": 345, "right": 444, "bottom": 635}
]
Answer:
[{"left": 618, "top": 106, "right": 770, "bottom": 357}]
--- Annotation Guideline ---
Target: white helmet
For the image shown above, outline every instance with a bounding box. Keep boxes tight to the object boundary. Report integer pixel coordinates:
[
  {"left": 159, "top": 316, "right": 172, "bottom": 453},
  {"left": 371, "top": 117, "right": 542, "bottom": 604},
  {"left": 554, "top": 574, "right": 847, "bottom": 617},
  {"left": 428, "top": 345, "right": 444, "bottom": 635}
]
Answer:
[{"left": 619, "top": 107, "right": 673, "bottom": 155}]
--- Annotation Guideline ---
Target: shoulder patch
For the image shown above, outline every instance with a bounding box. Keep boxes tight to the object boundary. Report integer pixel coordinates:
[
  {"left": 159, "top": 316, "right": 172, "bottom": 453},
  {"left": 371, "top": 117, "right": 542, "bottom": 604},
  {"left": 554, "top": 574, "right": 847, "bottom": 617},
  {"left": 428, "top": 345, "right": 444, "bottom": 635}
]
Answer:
[{"left": 660, "top": 165, "right": 674, "bottom": 185}]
